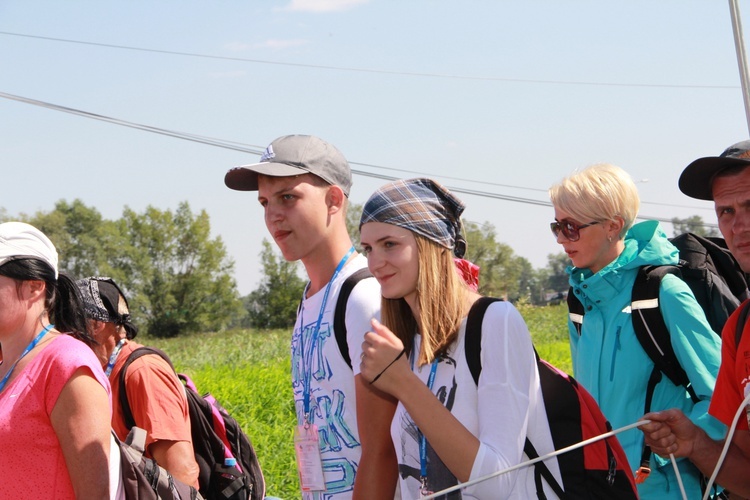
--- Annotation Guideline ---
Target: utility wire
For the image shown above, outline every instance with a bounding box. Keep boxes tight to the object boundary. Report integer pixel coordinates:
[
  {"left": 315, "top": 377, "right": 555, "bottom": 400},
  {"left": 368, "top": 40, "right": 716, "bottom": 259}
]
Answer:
[
  {"left": 0, "top": 90, "right": 719, "bottom": 228},
  {"left": 0, "top": 31, "right": 739, "bottom": 90}
]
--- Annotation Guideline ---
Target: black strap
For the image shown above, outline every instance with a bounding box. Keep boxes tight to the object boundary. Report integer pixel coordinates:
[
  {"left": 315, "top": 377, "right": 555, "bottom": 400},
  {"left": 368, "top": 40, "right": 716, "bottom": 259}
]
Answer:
[
  {"left": 524, "top": 438, "right": 566, "bottom": 499},
  {"left": 464, "top": 297, "right": 502, "bottom": 385},
  {"left": 735, "top": 300, "right": 750, "bottom": 349},
  {"left": 631, "top": 265, "right": 695, "bottom": 392},
  {"left": 118, "top": 346, "right": 175, "bottom": 430},
  {"left": 566, "top": 286, "right": 584, "bottom": 336},
  {"left": 333, "top": 268, "right": 375, "bottom": 369}
]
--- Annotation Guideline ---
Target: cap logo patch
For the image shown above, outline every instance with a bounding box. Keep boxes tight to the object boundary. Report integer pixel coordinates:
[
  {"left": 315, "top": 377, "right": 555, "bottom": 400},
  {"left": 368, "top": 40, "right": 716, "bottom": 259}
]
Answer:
[
  {"left": 736, "top": 150, "right": 750, "bottom": 160},
  {"left": 260, "top": 145, "right": 275, "bottom": 162}
]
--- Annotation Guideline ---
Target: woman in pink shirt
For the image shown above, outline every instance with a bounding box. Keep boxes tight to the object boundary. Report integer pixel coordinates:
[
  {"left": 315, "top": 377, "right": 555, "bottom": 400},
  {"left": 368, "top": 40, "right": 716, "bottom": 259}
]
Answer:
[{"left": 0, "top": 222, "right": 113, "bottom": 499}]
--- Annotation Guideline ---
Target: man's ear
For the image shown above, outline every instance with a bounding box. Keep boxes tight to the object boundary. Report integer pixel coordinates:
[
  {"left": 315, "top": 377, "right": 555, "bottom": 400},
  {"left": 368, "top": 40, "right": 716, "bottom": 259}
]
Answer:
[
  {"left": 89, "top": 319, "right": 108, "bottom": 336},
  {"left": 326, "top": 185, "right": 346, "bottom": 215}
]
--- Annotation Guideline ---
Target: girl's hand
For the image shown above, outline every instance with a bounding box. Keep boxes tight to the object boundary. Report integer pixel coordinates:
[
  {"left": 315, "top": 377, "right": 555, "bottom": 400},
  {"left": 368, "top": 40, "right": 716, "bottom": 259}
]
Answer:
[{"left": 360, "top": 318, "right": 408, "bottom": 395}]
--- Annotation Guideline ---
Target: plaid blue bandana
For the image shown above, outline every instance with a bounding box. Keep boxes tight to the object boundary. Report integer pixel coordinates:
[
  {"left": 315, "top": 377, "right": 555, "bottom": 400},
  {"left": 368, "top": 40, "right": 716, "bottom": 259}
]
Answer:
[{"left": 360, "top": 178, "right": 466, "bottom": 256}]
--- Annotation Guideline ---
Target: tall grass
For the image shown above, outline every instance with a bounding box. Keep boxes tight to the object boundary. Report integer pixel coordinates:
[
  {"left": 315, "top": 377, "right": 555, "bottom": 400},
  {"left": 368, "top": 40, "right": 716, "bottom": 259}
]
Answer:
[{"left": 141, "top": 304, "right": 571, "bottom": 499}]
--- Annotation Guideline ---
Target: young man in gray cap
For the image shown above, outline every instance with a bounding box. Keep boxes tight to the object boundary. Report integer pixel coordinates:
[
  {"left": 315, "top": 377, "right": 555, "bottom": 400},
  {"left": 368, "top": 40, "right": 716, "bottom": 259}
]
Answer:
[
  {"left": 640, "top": 140, "right": 750, "bottom": 496},
  {"left": 225, "top": 135, "right": 396, "bottom": 499},
  {"left": 76, "top": 277, "right": 200, "bottom": 489}
]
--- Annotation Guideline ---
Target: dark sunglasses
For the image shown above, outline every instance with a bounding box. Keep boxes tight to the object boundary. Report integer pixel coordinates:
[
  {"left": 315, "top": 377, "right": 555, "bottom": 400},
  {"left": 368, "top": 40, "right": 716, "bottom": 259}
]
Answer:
[{"left": 550, "top": 220, "right": 599, "bottom": 242}]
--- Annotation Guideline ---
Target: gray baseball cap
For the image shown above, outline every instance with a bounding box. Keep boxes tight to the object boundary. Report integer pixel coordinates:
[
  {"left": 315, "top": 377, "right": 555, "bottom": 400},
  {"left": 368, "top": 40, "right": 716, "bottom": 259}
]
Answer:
[
  {"left": 679, "top": 140, "right": 750, "bottom": 200},
  {"left": 224, "top": 135, "right": 352, "bottom": 196}
]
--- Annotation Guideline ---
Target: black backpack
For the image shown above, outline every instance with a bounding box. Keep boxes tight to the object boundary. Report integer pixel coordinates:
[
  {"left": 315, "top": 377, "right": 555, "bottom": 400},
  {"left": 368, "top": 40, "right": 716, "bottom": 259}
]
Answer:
[
  {"left": 465, "top": 297, "right": 639, "bottom": 500},
  {"left": 119, "top": 347, "right": 266, "bottom": 500},
  {"left": 567, "top": 232, "right": 749, "bottom": 488},
  {"left": 116, "top": 427, "right": 202, "bottom": 500}
]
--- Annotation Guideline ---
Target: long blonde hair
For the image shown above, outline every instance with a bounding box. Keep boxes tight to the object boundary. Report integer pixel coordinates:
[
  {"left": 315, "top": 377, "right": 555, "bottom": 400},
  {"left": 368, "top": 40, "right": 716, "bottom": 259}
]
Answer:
[{"left": 381, "top": 234, "right": 468, "bottom": 367}]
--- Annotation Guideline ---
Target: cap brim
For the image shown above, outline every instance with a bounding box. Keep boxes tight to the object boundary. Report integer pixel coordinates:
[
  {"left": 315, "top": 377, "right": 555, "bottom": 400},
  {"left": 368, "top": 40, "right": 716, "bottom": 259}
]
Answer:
[
  {"left": 224, "top": 161, "right": 310, "bottom": 191},
  {"left": 679, "top": 156, "right": 750, "bottom": 201}
]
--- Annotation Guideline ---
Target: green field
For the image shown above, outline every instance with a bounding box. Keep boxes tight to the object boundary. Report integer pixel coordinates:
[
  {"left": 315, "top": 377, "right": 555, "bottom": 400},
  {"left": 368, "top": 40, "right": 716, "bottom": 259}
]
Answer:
[{"left": 143, "top": 303, "right": 570, "bottom": 499}]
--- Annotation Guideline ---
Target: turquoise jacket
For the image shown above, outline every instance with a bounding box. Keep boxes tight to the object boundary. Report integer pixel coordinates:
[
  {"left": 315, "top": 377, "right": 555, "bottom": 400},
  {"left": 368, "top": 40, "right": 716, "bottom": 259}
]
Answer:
[{"left": 567, "top": 220, "right": 725, "bottom": 499}]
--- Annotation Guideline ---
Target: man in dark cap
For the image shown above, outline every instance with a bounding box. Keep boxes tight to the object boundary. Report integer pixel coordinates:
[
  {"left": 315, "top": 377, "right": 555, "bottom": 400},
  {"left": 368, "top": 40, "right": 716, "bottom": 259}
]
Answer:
[
  {"left": 77, "top": 276, "right": 199, "bottom": 489},
  {"left": 641, "top": 141, "right": 750, "bottom": 496}
]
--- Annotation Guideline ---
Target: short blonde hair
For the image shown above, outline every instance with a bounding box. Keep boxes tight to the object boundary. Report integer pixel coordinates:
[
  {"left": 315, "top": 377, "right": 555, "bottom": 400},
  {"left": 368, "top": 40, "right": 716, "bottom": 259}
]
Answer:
[
  {"left": 548, "top": 163, "right": 639, "bottom": 239},
  {"left": 381, "top": 234, "right": 467, "bottom": 366}
]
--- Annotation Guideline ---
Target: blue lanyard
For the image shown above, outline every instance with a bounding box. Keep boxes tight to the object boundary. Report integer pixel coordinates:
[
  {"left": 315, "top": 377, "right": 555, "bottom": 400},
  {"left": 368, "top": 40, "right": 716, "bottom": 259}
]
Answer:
[
  {"left": 413, "top": 353, "right": 439, "bottom": 486},
  {"left": 300, "top": 246, "right": 355, "bottom": 423},
  {"left": 0, "top": 324, "right": 54, "bottom": 392},
  {"left": 105, "top": 338, "right": 128, "bottom": 377}
]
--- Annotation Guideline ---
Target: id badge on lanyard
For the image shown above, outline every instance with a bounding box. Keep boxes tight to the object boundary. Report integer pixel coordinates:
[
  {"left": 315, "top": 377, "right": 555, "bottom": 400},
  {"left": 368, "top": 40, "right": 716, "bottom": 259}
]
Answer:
[
  {"left": 294, "top": 423, "right": 326, "bottom": 492},
  {"left": 293, "top": 247, "right": 354, "bottom": 493}
]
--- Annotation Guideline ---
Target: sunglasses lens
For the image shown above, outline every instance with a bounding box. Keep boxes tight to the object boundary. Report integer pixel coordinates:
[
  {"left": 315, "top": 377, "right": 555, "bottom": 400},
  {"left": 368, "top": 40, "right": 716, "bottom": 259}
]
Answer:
[
  {"left": 563, "top": 222, "right": 580, "bottom": 241},
  {"left": 551, "top": 221, "right": 580, "bottom": 241}
]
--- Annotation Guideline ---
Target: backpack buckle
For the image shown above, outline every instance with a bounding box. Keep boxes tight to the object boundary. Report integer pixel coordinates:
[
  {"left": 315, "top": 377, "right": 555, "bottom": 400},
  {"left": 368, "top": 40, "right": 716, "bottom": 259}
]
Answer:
[{"left": 634, "top": 465, "right": 651, "bottom": 484}]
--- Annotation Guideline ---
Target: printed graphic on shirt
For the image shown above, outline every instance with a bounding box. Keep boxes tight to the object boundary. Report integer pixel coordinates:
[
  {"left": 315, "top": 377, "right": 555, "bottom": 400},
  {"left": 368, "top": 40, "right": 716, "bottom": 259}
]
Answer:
[
  {"left": 292, "top": 315, "right": 360, "bottom": 497},
  {"left": 398, "top": 355, "right": 461, "bottom": 499}
]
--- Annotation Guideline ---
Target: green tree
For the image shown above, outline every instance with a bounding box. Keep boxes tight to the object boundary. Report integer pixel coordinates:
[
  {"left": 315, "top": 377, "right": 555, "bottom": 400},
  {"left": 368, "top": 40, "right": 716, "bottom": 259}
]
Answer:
[
  {"left": 26, "top": 199, "right": 112, "bottom": 279},
  {"left": 517, "top": 256, "right": 547, "bottom": 305},
  {"left": 245, "top": 239, "right": 306, "bottom": 329},
  {"left": 4, "top": 199, "right": 247, "bottom": 336},
  {"left": 545, "top": 252, "right": 571, "bottom": 293},
  {"left": 464, "top": 221, "right": 524, "bottom": 300},
  {"left": 119, "top": 202, "right": 244, "bottom": 337},
  {"left": 345, "top": 202, "right": 364, "bottom": 247},
  {"left": 671, "top": 215, "right": 719, "bottom": 238}
]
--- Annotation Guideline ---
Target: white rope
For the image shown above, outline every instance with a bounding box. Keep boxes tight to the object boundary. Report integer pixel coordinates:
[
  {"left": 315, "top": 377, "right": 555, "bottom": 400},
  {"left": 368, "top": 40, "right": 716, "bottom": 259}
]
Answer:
[
  {"left": 418, "top": 390, "right": 750, "bottom": 500},
  {"left": 420, "top": 420, "right": 649, "bottom": 499},
  {"left": 701, "top": 390, "right": 750, "bottom": 500},
  {"left": 670, "top": 452, "right": 688, "bottom": 500}
]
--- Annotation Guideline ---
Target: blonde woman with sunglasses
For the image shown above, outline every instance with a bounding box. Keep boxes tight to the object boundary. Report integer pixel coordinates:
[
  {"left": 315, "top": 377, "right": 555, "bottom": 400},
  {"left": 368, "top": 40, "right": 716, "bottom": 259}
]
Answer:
[{"left": 548, "top": 164, "right": 724, "bottom": 499}]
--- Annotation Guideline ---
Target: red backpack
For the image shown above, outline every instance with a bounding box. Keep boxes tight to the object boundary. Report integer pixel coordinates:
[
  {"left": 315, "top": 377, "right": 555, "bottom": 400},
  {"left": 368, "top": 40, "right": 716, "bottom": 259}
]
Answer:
[{"left": 465, "top": 297, "right": 638, "bottom": 499}]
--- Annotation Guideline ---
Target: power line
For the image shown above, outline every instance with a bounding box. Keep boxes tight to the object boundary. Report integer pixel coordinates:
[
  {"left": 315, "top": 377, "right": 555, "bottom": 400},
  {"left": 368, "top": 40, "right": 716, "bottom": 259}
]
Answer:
[
  {"left": 0, "top": 30, "right": 739, "bottom": 90},
  {"left": 0, "top": 90, "right": 719, "bottom": 228}
]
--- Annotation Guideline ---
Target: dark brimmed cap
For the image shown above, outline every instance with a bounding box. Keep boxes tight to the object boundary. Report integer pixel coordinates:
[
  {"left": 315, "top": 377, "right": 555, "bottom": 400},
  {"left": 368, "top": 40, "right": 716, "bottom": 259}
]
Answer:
[
  {"left": 76, "top": 277, "right": 139, "bottom": 339},
  {"left": 679, "top": 140, "right": 750, "bottom": 200},
  {"left": 224, "top": 135, "right": 352, "bottom": 197}
]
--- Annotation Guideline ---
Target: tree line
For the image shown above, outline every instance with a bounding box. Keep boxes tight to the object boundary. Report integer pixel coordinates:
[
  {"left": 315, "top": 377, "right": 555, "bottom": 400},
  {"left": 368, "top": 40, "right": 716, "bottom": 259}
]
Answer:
[{"left": 0, "top": 200, "right": 713, "bottom": 335}]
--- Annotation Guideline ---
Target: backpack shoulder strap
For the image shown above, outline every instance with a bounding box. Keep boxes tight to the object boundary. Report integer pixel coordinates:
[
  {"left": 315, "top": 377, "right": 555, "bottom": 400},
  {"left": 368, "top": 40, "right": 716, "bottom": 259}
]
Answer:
[
  {"left": 333, "top": 267, "right": 375, "bottom": 369},
  {"left": 465, "top": 297, "right": 503, "bottom": 386},
  {"left": 631, "top": 265, "right": 694, "bottom": 393},
  {"left": 566, "top": 286, "right": 584, "bottom": 335},
  {"left": 736, "top": 300, "right": 750, "bottom": 348},
  {"left": 118, "top": 346, "right": 175, "bottom": 430}
]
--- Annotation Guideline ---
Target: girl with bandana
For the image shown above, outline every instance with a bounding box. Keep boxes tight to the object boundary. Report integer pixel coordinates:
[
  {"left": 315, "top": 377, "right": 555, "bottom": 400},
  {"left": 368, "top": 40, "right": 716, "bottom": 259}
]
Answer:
[{"left": 358, "top": 178, "right": 562, "bottom": 499}]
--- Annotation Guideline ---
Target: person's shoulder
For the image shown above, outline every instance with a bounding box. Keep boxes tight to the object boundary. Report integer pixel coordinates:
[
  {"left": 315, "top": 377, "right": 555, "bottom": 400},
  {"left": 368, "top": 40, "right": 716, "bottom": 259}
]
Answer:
[
  {"left": 45, "top": 334, "right": 99, "bottom": 366},
  {"left": 481, "top": 298, "right": 520, "bottom": 320},
  {"left": 468, "top": 299, "right": 526, "bottom": 336},
  {"left": 338, "top": 255, "right": 380, "bottom": 296},
  {"left": 124, "top": 344, "right": 175, "bottom": 376}
]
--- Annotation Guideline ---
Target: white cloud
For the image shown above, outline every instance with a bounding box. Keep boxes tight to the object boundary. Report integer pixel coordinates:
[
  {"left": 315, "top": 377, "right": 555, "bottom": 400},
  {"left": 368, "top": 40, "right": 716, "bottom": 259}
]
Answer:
[{"left": 284, "top": 0, "right": 369, "bottom": 13}]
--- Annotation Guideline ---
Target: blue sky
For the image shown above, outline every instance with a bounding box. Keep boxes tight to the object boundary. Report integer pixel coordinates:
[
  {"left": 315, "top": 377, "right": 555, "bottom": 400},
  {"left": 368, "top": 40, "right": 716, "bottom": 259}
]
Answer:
[{"left": 1, "top": 1, "right": 747, "bottom": 294}]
